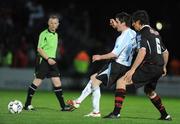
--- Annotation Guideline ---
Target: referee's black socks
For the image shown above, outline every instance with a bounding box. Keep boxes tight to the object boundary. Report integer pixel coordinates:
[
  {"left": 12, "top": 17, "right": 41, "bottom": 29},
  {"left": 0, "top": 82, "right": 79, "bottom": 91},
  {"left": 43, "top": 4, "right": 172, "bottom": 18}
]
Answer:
[
  {"left": 54, "top": 86, "right": 65, "bottom": 109},
  {"left": 25, "top": 83, "right": 37, "bottom": 107}
]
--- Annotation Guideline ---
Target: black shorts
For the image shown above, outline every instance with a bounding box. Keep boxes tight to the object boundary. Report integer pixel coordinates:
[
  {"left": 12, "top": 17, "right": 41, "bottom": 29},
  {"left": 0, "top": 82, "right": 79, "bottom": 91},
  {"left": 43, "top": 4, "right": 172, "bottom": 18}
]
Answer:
[
  {"left": 132, "top": 63, "right": 163, "bottom": 90},
  {"left": 96, "top": 61, "right": 129, "bottom": 87},
  {"left": 35, "top": 57, "right": 60, "bottom": 79}
]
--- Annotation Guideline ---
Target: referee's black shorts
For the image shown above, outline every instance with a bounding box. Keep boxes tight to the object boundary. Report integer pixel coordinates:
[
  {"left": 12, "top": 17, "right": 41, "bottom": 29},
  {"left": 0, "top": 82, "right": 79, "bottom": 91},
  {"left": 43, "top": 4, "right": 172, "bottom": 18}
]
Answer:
[
  {"left": 34, "top": 57, "right": 60, "bottom": 79},
  {"left": 132, "top": 63, "right": 164, "bottom": 90},
  {"left": 96, "top": 61, "right": 129, "bottom": 88}
]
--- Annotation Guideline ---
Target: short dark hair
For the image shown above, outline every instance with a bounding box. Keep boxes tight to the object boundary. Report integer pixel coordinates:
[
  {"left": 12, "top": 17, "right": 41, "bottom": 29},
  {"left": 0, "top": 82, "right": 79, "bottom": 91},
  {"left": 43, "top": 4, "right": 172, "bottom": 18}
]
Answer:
[
  {"left": 115, "top": 12, "right": 131, "bottom": 27},
  {"left": 132, "top": 10, "right": 150, "bottom": 25}
]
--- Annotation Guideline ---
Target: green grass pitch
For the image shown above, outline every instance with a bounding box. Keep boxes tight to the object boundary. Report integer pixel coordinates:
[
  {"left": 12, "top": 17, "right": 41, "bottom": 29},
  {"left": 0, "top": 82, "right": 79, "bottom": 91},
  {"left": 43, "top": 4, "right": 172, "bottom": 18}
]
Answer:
[{"left": 0, "top": 90, "right": 179, "bottom": 124}]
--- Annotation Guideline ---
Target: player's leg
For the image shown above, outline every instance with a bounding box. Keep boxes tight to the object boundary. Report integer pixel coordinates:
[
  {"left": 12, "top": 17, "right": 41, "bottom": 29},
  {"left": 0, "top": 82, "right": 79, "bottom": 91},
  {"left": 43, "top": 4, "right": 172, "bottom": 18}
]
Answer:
[
  {"left": 85, "top": 62, "right": 117, "bottom": 117},
  {"left": 51, "top": 77, "right": 71, "bottom": 111},
  {"left": 75, "top": 60, "right": 106, "bottom": 105},
  {"left": 67, "top": 79, "right": 92, "bottom": 109},
  {"left": 103, "top": 62, "right": 131, "bottom": 118},
  {"left": 144, "top": 84, "right": 172, "bottom": 120},
  {"left": 72, "top": 79, "right": 93, "bottom": 106},
  {"left": 24, "top": 78, "right": 42, "bottom": 110},
  {"left": 85, "top": 63, "right": 111, "bottom": 117},
  {"left": 84, "top": 73, "right": 101, "bottom": 117},
  {"left": 103, "top": 75, "right": 130, "bottom": 118},
  {"left": 91, "top": 74, "right": 101, "bottom": 114}
]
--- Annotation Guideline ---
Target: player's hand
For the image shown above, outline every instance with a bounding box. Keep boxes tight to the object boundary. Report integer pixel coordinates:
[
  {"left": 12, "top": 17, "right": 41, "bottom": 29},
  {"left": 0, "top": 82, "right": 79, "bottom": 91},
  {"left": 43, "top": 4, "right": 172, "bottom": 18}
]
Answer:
[
  {"left": 124, "top": 69, "right": 135, "bottom": 82},
  {"left": 47, "top": 58, "right": 56, "bottom": 65},
  {"left": 92, "top": 55, "right": 101, "bottom": 62},
  {"left": 110, "top": 18, "right": 117, "bottom": 29},
  {"left": 162, "top": 67, "right": 167, "bottom": 77}
]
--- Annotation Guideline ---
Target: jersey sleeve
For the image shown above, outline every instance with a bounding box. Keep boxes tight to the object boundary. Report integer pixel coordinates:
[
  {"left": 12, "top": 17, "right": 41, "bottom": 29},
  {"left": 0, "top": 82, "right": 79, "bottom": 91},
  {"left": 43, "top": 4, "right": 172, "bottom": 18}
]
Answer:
[
  {"left": 111, "top": 36, "right": 128, "bottom": 56},
  {"left": 138, "top": 34, "right": 148, "bottom": 49},
  {"left": 160, "top": 40, "right": 167, "bottom": 52},
  {"left": 37, "top": 32, "right": 46, "bottom": 49}
]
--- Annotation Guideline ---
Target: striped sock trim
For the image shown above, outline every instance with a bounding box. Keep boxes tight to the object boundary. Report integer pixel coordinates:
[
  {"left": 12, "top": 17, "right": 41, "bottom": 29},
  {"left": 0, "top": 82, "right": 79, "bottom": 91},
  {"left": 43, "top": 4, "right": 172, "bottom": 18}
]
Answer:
[
  {"left": 54, "top": 89, "right": 62, "bottom": 92},
  {"left": 29, "top": 86, "right": 36, "bottom": 91}
]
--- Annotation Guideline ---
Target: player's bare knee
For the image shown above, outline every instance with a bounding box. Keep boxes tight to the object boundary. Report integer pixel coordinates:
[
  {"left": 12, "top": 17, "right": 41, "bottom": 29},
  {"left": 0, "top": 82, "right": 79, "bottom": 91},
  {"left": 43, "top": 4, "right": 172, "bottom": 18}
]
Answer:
[
  {"left": 90, "top": 73, "right": 97, "bottom": 81},
  {"left": 92, "top": 79, "right": 101, "bottom": 88},
  {"left": 144, "top": 88, "right": 156, "bottom": 98},
  {"left": 116, "top": 78, "right": 126, "bottom": 89}
]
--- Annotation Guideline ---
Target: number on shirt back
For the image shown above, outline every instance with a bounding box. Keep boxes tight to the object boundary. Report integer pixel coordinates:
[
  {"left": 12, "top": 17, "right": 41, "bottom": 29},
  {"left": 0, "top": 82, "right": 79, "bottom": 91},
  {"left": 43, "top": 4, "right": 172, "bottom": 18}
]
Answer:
[{"left": 155, "top": 38, "right": 161, "bottom": 54}]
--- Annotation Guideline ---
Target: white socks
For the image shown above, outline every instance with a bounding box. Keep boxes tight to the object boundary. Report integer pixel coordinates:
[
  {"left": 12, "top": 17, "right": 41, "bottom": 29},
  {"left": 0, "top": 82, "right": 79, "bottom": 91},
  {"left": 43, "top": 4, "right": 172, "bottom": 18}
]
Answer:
[
  {"left": 92, "top": 86, "right": 101, "bottom": 113},
  {"left": 75, "top": 80, "right": 101, "bottom": 113},
  {"left": 76, "top": 80, "right": 92, "bottom": 103}
]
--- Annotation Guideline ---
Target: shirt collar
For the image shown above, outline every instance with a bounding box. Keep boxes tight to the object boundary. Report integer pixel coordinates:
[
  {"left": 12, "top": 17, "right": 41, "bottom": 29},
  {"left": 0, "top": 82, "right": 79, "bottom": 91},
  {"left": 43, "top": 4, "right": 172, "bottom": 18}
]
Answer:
[
  {"left": 48, "top": 29, "right": 56, "bottom": 35},
  {"left": 122, "top": 27, "right": 130, "bottom": 33},
  {"left": 141, "top": 25, "right": 151, "bottom": 30}
]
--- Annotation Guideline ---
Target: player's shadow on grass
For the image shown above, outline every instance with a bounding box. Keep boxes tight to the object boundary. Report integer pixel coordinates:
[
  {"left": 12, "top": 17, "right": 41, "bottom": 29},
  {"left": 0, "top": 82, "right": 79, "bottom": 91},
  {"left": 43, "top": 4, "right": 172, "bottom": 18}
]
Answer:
[
  {"left": 122, "top": 116, "right": 157, "bottom": 120},
  {"left": 35, "top": 107, "right": 59, "bottom": 111}
]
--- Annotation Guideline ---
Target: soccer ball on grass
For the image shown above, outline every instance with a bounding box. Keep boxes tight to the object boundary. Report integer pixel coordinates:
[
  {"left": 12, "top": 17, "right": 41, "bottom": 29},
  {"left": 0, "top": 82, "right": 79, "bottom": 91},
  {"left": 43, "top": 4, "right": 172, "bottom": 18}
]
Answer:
[{"left": 8, "top": 100, "right": 23, "bottom": 114}]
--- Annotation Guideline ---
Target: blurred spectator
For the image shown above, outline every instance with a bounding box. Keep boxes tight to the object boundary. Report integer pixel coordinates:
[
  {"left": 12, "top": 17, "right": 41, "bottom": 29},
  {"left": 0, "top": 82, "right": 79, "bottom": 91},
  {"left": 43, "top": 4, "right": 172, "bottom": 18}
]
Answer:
[
  {"left": 25, "top": 0, "right": 44, "bottom": 27},
  {"left": 13, "top": 36, "right": 29, "bottom": 68},
  {"left": 169, "top": 59, "right": 180, "bottom": 76},
  {"left": 2, "top": 49, "right": 13, "bottom": 67},
  {"left": 0, "top": 44, "right": 13, "bottom": 67},
  {"left": 27, "top": 44, "right": 36, "bottom": 67},
  {"left": 0, "top": 44, "right": 3, "bottom": 66},
  {"left": 73, "top": 51, "right": 90, "bottom": 76}
]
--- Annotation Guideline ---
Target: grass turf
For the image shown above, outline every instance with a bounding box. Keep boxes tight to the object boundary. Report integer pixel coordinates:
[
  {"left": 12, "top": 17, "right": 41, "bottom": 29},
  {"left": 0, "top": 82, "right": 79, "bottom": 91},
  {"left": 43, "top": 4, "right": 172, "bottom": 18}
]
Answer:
[{"left": 0, "top": 90, "right": 179, "bottom": 124}]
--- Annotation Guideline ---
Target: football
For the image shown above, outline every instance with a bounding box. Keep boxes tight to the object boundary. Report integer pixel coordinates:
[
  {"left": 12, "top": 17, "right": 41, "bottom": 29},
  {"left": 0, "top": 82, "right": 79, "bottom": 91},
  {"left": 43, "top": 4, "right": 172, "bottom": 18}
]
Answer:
[{"left": 8, "top": 100, "right": 23, "bottom": 114}]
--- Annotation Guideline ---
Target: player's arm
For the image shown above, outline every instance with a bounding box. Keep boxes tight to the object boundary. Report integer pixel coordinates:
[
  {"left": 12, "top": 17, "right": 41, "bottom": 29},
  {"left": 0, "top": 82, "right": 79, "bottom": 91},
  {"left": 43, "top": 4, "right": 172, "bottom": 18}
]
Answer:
[
  {"left": 161, "top": 40, "right": 169, "bottom": 76},
  {"left": 162, "top": 49, "right": 169, "bottom": 76},
  {"left": 124, "top": 35, "right": 147, "bottom": 82},
  {"left": 130, "top": 48, "right": 146, "bottom": 71},
  {"left": 92, "top": 52, "right": 117, "bottom": 62},
  {"left": 163, "top": 50, "right": 169, "bottom": 68},
  {"left": 93, "top": 36, "right": 127, "bottom": 62},
  {"left": 124, "top": 47, "right": 146, "bottom": 82}
]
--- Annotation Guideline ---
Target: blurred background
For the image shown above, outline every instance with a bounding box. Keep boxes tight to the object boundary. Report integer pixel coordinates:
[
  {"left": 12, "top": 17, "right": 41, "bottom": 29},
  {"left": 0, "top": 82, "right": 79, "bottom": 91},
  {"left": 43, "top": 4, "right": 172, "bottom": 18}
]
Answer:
[{"left": 0, "top": 0, "right": 180, "bottom": 96}]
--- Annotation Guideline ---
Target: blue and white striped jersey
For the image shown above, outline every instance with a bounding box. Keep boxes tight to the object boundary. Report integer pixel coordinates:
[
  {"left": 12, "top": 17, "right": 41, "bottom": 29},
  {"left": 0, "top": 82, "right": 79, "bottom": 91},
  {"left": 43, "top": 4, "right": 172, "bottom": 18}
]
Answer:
[{"left": 111, "top": 28, "right": 137, "bottom": 66}]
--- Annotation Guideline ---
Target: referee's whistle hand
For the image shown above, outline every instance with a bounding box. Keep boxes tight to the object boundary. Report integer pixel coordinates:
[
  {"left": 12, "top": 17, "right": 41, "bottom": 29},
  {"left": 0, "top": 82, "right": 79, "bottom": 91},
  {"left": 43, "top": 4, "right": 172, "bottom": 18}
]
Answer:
[{"left": 48, "top": 58, "right": 56, "bottom": 65}]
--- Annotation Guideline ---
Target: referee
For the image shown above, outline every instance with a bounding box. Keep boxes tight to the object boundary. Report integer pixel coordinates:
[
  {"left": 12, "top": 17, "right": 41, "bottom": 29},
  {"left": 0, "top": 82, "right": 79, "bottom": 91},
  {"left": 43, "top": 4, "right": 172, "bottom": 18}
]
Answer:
[{"left": 24, "top": 15, "right": 71, "bottom": 111}]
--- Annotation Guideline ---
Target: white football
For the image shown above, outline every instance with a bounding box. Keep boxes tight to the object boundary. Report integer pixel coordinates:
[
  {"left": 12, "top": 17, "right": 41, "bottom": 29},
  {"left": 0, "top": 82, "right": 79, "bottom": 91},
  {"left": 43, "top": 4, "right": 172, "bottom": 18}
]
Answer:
[{"left": 8, "top": 100, "right": 23, "bottom": 114}]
